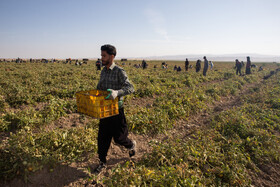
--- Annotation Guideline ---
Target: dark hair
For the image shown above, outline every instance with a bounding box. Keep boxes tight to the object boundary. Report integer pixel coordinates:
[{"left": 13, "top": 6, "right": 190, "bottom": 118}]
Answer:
[{"left": 101, "top": 44, "right": 117, "bottom": 56}]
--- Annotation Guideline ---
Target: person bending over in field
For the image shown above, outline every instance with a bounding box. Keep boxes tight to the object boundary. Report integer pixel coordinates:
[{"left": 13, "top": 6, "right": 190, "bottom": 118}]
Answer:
[
  {"left": 142, "top": 60, "right": 148, "bottom": 69},
  {"left": 93, "top": 44, "right": 136, "bottom": 174},
  {"left": 162, "top": 62, "right": 167, "bottom": 69},
  {"left": 177, "top": 66, "right": 182, "bottom": 72}
]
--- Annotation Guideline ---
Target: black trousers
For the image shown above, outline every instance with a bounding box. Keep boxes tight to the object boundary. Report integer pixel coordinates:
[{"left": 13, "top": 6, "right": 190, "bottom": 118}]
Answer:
[
  {"left": 203, "top": 68, "right": 208, "bottom": 76},
  {"left": 97, "top": 108, "right": 133, "bottom": 163},
  {"left": 236, "top": 68, "right": 241, "bottom": 75}
]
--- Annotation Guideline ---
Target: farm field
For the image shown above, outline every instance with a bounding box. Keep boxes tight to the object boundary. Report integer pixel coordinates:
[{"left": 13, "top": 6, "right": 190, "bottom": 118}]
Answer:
[{"left": 1, "top": 60, "right": 280, "bottom": 186}]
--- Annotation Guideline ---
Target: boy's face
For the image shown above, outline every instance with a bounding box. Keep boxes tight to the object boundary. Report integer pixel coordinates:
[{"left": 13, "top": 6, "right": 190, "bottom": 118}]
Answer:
[{"left": 101, "top": 50, "right": 114, "bottom": 66}]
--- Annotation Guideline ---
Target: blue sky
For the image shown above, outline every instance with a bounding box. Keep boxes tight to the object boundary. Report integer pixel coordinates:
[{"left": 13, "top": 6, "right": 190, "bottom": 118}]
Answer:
[{"left": 0, "top": 0, "right": 280, "bottom": 59}]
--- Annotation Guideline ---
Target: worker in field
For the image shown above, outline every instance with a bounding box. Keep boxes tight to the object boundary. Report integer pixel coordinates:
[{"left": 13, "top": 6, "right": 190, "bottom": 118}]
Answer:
[
  {"left": 203, "top": 56, "right": 209, "bottom": 76},
  {"left": 235, "top": 59, "right": 242, "bottom": 76},
  {"left": 177, "top": 66, "right": 182, "bottom": 72},
  {"left": 246, "top": 56, "right": 251, "bottom": 74},
  {"left": 94, "top": 44, "right": 136, "bottom": 174},
  {"left": 162, "top": 62, "right": 167, "bottom": 69},
  {"left": 142, "top": 59, "right": 148, "bottom": 69},
  {"left": 185, "top": 58, "right": 189, "bottom": 71},
  {"left": 196, "top": 59, "right": 201, "bottom": 72},
  {"left": 96, "top": 58, "right": 101, "bottom": 70},
  {"left": 209, "top": 61, "right": 214, "bottom": 70}
]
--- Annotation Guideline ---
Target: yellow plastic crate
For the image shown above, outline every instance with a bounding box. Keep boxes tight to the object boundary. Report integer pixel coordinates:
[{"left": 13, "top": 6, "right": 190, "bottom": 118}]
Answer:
[{"left": 76, "top": 89, "right": 119, "bottom": 119}]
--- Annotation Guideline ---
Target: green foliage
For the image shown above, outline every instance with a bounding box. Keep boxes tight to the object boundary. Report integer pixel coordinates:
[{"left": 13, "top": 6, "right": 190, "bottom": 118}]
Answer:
[
  {"left": 223, "top": 72, "right": 234, "bottom": 79},
  {"left": 104, "top": 131, "right": 250, "bottom": 186},
  {"left": 0, "top": 127, "right": 97, "bottom": 181},
  {"left": 267, "top": 98, "right": 280, "bottom": 109},
  {"left": 0, "top": 98, "right": 76, "bottom": 132},
  {"left": 1, "top": 61, "right": 279, "bottom": 185},
  {"left": 103, "top": 62, "right": 280, "bottom": 186}
]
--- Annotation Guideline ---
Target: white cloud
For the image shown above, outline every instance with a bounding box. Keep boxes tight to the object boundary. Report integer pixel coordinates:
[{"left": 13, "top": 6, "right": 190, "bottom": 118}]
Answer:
[{"left": 144, "top": 8, "right": 169, "bottom": 40}]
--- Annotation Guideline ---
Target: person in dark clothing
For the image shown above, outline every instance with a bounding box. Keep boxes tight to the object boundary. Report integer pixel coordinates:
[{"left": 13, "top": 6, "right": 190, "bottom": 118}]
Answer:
[
  {"left": 174, "top": 65, "right": 178, "bottom": 71},
  {"left": 162, "top": 62, "right": 167, "bottom": 69},
  {"left": 177, "top": 66, "right": 182, "bottom": 72},
  {"left": 94, "top": 44, "right": 136, "bottom": 174},
  {"left": 96, "top": 58, "right": 102, "bottom": 70},
  {"left": 196, "top": 60, "right": 201, "bottom": 72},
  {"left": 185, "top": 58, "right": 189, "bottom": 71},
  {"left": 246, "top": 56, "right": 251, "bottom": 75},
  {"left": 142, "top": 60, "right": 148, "bottom": 69},
  {"left": 235, "top": 59, "right": 242, "bottom": 76},
  {"left": 203, "top": 56, "right": 209, "bottom": 76}
]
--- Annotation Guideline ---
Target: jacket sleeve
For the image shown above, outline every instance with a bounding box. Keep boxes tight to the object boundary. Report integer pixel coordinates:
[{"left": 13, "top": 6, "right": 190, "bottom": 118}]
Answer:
[{"left": 117, "top": 69, "right": 134, "bottom": 97}]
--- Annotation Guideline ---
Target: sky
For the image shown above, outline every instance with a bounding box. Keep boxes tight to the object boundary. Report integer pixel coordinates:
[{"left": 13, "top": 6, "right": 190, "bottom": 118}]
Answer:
[{"left": 0, "top": 0, "right": 280, "bottom": 59}]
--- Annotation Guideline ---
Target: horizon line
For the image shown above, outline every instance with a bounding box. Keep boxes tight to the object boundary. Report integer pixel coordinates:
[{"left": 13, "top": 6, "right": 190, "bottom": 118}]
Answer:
[{"left": 1, "top": 53, "right": 280, "bottom": 60}]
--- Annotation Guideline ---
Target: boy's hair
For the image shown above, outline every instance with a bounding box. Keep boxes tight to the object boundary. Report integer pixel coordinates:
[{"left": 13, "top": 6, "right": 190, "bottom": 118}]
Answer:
[{"left": 101, "top": 44, "right": 117, "bottom": 56}]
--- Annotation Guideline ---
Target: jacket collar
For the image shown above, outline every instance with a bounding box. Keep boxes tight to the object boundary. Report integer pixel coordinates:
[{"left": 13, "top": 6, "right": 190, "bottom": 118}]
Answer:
[{"left": 109, "top": 62, "right": 115, "bottom": 70}]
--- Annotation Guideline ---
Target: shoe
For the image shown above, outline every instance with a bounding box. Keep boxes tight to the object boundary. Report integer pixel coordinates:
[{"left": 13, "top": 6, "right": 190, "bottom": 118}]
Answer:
[
  {"left": 129, "top": 140, "right": 136, "bottom": 157},
  {"left": 93, "top": 161, "right": 106, "bottom": 174}
]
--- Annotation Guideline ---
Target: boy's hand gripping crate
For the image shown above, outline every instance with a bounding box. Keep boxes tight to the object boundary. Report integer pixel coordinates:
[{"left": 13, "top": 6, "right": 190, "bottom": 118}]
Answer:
[{"left": 76, "top": 90, "right": 119, "bottom": 119}]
